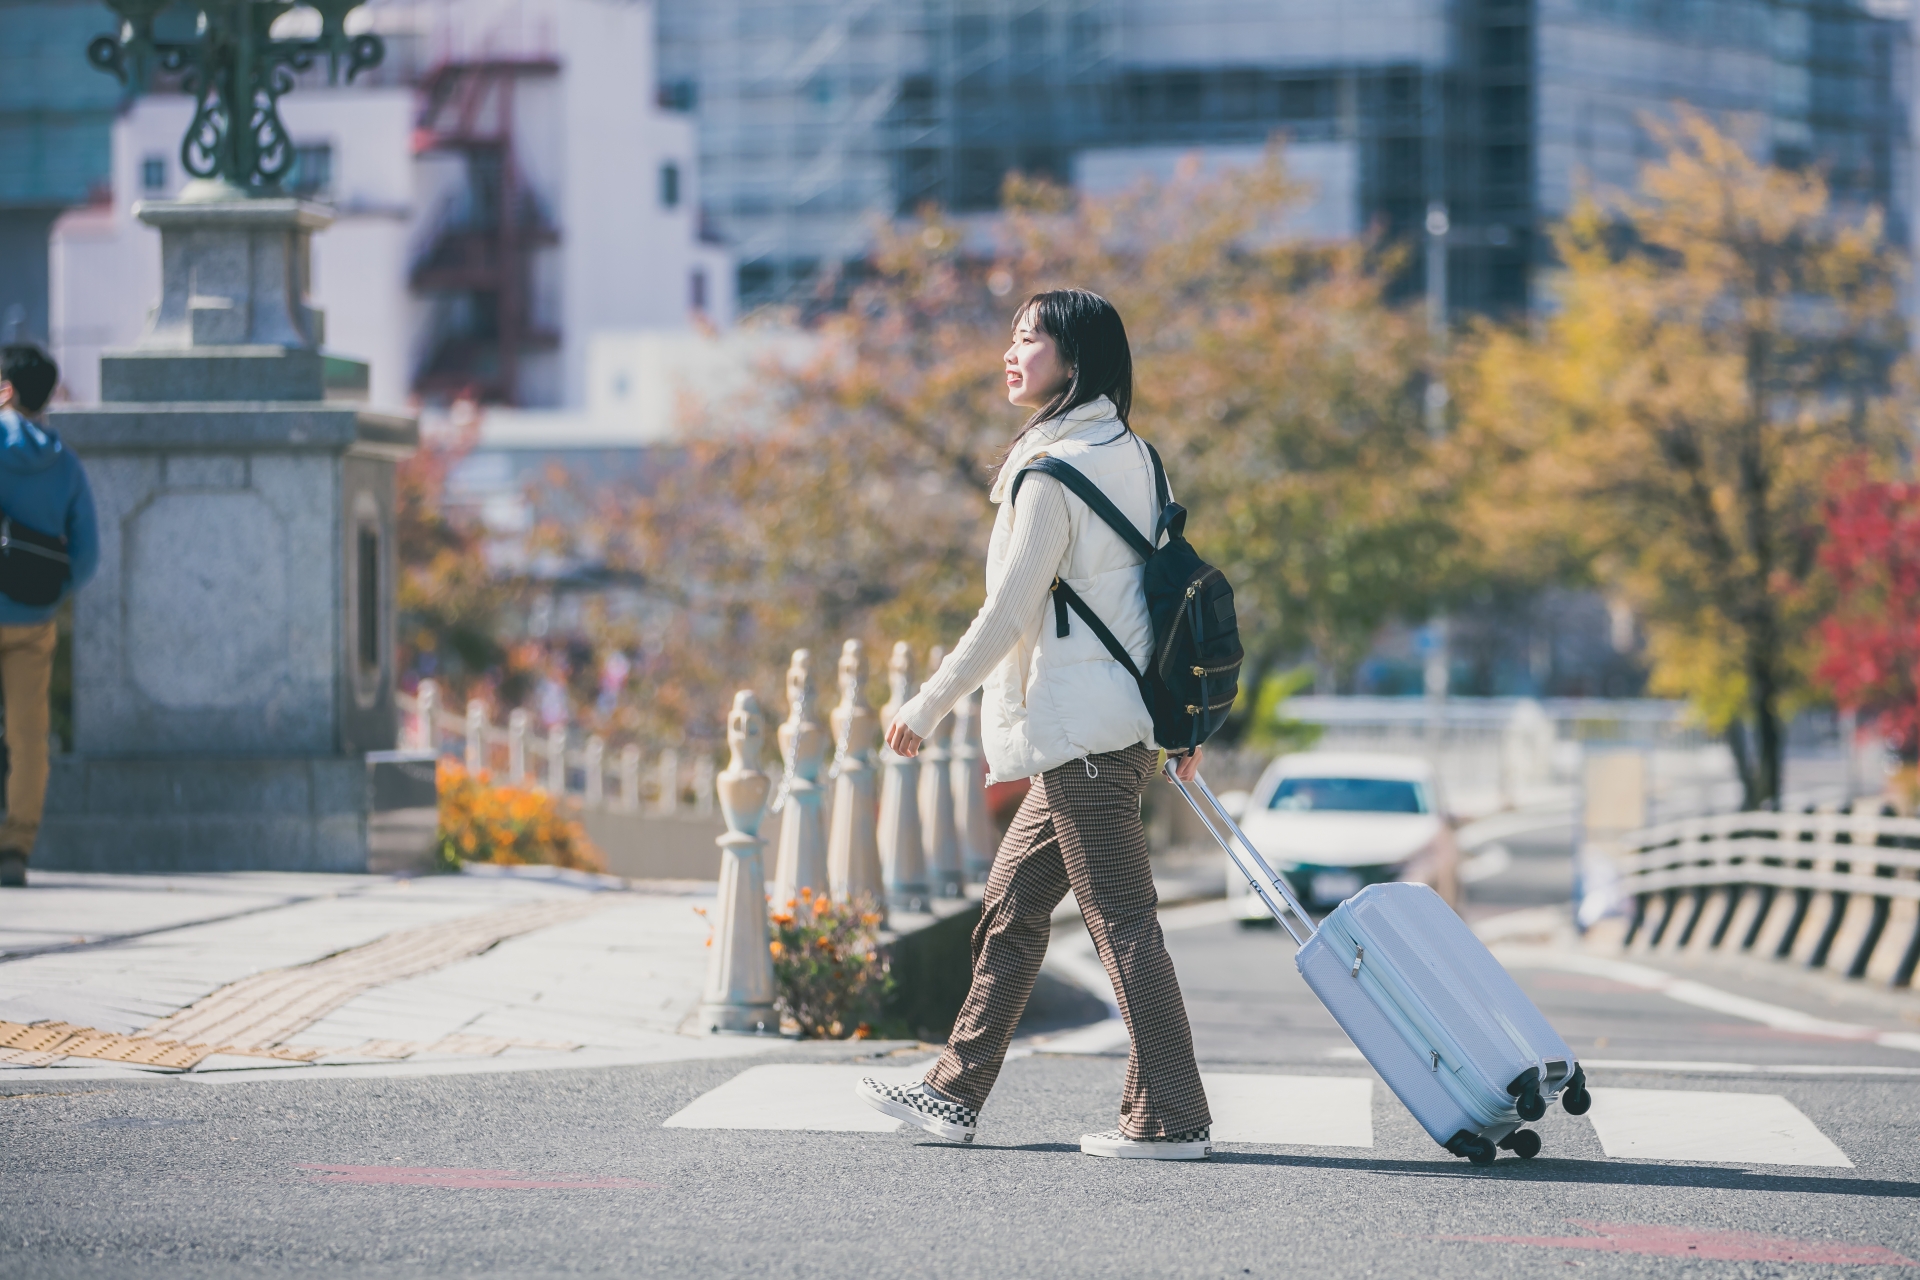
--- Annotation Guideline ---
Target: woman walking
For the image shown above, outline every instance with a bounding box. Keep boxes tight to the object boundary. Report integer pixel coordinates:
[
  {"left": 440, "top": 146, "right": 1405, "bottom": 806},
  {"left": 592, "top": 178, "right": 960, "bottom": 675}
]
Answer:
[{"left": 856, "top": 288, "right": 1212, "bottom": 1160}]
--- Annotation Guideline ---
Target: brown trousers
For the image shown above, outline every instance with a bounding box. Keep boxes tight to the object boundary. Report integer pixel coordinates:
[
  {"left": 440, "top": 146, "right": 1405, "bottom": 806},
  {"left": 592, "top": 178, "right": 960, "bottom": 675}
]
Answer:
[
  {"left": 0, "top": 621, "right": 56, "bottom": 856},
  {"left": 926, "top": 742, "right": 1211, "bottom": 1138}
]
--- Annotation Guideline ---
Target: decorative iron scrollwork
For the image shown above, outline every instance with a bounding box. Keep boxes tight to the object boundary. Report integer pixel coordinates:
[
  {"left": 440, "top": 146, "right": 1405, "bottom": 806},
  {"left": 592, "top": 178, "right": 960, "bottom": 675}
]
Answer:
[{"left": 89, "top": 1, "right": 385, "bottom": 193}]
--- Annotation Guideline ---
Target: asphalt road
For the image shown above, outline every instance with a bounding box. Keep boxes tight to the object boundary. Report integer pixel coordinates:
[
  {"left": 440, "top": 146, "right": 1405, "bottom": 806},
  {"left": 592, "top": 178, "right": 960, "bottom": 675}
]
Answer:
[{"left": 6, "top": 868, "right": 1919, "bottom": 1280}]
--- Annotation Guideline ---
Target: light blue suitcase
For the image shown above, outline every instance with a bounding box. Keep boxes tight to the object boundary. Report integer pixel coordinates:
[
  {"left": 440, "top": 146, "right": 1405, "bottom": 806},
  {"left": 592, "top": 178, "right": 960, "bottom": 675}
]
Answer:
[{"left": 1166, "top": 763, "right": 1592, "bottom": 1164}]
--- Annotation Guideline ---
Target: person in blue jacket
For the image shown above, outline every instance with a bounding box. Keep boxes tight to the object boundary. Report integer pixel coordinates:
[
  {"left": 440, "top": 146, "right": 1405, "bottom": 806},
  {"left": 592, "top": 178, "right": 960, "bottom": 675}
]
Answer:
[{"left": 0, "top": 346, "right": 98, "bottom": 886}]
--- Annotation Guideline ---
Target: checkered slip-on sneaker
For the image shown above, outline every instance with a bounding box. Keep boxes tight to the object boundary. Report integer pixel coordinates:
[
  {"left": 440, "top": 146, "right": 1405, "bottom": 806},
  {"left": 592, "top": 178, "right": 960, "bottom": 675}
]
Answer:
[
  {"left": 1079, "top": 1126, "right": 1212, "bottom": 1160},
  {"left": 854, "top": 1077, "right": 978, "bottom": 1143}
]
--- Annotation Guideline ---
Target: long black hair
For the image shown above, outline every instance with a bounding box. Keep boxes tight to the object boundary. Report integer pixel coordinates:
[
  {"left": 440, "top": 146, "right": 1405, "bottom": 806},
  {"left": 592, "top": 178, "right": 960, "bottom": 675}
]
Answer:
[{"left": 1011, "top": 288, "right": 1134, "bottom": 442}]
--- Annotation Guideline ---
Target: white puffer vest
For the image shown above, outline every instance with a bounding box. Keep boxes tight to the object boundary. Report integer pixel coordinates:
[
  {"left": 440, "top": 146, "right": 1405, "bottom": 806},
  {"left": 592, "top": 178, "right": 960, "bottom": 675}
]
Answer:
[{"left": 981, "top": 397, "right": 1162, "bottom": 782}]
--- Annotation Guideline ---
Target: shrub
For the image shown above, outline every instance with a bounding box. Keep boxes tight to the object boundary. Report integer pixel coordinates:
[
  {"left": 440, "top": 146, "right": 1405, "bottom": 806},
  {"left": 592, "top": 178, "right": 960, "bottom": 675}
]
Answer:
[
  {"left": 769, "top": 889, "right": 893, "bottom": 1038},
  {"left": 435, "top": 760, "right": 607, "bottom": 873}
]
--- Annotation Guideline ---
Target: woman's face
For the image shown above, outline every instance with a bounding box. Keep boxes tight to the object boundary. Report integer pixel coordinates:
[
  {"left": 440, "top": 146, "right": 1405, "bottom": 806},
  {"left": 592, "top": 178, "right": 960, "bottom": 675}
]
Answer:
[{"left": 1004, "top": 311, "right": 1072, "bottom": 409}]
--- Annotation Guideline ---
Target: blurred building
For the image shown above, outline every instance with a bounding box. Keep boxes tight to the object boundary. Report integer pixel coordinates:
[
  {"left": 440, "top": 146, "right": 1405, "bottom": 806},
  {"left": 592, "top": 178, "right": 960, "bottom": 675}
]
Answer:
[
  {"left": 0, "top": 0, "right": 119, "bottom": 348},
  {"left": 48, "top": 0, "right": 729, "bottom": 410},
  {"left": 660, "top": 0, "right": 1913, "bottom": 313}
]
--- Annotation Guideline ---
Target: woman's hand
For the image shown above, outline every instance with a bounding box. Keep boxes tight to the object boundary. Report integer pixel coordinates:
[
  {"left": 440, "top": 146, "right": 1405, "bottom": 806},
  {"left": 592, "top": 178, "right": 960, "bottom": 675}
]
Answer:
[
  {"left": 1173, "top": 746, "right": 1204, "bottom": 783},
  {"left": 885, "top": 721, "right": 924, "bottom": 758}
]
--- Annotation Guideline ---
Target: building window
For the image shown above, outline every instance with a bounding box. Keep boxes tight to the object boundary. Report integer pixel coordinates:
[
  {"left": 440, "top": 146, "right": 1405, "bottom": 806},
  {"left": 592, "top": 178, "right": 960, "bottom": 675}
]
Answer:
[
  {"left": 660, "top": 162, "right": 681, "bottom": 209},
  {"left": 690, "top": 268, "right": 707, "bottom": 312},
  {"left": 141, "top": 155, "right": 167, "bottom": 192},
  {"left": 287, "top": 143, "right": 333, "bottom": 197}
]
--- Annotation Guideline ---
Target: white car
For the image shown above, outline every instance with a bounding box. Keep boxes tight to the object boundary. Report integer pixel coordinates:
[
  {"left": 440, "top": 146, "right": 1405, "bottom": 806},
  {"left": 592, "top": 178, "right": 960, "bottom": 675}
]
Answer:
[{"left": 1222, "top": 752, "right": 1461, "bottom": 921}]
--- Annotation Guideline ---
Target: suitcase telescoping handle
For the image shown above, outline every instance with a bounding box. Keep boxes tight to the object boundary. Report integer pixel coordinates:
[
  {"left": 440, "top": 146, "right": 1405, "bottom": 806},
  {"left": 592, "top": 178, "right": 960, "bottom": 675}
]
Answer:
[{"left": 1162, "top": 759, "right": 1317, "bottom": 947}]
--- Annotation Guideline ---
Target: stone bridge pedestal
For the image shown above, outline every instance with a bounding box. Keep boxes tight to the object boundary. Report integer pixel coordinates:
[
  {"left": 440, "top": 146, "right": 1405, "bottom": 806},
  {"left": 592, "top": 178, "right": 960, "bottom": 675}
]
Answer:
[{"left": 38, "top": 195, "right": 419, "bottom": 872}]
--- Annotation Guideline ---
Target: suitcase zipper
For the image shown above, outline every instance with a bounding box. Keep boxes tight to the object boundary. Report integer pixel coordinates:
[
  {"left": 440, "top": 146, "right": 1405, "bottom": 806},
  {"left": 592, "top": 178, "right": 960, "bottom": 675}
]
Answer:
[{"left": 1350, "top": 945, "right": 1364, "bottom": 977}]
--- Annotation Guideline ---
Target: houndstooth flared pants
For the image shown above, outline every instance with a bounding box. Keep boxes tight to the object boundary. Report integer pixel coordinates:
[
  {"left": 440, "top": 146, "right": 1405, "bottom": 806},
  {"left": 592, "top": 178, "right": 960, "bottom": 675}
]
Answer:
[{"left": 925, "top": 743, "right": 1211, "bottom": 1138}]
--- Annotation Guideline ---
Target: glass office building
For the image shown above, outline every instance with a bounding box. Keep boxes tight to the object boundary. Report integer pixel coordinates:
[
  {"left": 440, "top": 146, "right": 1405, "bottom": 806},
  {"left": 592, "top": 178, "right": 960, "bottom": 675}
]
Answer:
[{"left": 658, "top": 0, "right": 1912, "bottom": 312}]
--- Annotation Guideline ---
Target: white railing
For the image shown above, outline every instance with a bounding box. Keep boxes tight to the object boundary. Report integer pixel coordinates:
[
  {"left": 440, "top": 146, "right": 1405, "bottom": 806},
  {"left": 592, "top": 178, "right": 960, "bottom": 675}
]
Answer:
[
  {"left": 1590, "top": 805, "right": 1920, "bottom": 988},
  {"left": 396, "top": 680, "right": 714, "bottom": 817}
]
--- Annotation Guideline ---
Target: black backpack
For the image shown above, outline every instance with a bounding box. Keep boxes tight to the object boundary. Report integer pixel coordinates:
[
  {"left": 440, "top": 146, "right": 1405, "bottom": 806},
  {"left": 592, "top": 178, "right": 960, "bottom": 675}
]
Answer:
[
  {"left": 0, "top": 514, "right": 69, "bottom": 607},
  {"left": 1012, "top": 442, "right": 1243, "bottom": 754}
]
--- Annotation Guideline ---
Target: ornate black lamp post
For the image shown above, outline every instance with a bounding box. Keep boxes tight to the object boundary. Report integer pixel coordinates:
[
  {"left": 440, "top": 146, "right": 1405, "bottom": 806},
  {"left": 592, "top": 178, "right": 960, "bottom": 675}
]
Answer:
[{"left": 87, "top": 1, "right": 384, "bottom": 193}]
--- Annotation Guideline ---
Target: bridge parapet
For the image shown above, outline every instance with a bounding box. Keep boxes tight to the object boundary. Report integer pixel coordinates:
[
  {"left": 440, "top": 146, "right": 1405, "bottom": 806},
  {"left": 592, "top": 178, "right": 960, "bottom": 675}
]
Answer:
[{"left": 1588, "top": 805, "right": 1920, "bottom": 989}]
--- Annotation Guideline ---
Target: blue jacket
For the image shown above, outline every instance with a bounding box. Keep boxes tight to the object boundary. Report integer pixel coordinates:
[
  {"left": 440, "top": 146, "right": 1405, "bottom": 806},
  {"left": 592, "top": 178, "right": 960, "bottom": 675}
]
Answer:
[{"left": 0, "top": 409, "right": 99, "bottom": 625}]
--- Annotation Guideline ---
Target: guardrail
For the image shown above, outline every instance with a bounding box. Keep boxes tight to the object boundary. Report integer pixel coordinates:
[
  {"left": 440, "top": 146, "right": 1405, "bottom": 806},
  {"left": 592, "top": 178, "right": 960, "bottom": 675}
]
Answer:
[
  {"left": 1596, "top": 806, "right": 1920, "bottom": 989},
  {"left": 396, "top": 679, "right": 714, "bottom": 816}
]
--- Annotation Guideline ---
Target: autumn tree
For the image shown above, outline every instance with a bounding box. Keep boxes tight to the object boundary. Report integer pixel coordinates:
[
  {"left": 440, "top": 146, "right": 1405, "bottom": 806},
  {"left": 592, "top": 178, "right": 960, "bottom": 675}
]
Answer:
[
  {"left": 1814, "top": 461, "right": 1920, "bottom": 774},
  {"left": 602, "top": 149, "right": 1446, "bottom": 738},
  {"left": 1453, "top": 113, "right": 1910, "bottom": 809},
  {"left": 394, "top": 409, "right": 516, "bottom": 702}
]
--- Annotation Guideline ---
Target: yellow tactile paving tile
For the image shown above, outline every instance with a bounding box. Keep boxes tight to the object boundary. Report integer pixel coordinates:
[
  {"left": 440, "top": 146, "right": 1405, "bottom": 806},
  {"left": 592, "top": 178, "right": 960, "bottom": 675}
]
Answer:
[{"left": 2, "top": 898, "right": 610, "bottom": 1072}]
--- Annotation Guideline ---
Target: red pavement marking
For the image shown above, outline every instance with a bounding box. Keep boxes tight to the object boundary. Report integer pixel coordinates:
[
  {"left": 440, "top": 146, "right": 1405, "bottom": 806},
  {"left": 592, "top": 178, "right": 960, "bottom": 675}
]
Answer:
[
  {"left": 297, "top": 1164, "right": 658, "bottom": 1190},
  {"left": 1438, "top": 1220, "right": 1914, "bottom": 1266}
]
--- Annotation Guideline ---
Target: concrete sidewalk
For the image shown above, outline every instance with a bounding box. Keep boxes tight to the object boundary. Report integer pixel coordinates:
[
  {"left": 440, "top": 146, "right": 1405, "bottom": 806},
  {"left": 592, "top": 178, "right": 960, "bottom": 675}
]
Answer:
[{"left": 0, "top": 866, "right": 791, "bottom": 1082}]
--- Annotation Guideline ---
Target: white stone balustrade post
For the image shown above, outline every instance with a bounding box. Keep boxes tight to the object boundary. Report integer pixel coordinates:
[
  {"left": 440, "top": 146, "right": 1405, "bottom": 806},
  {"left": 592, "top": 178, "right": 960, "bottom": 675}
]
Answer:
[
  {"left": 698, "top": 691, "right": 777, "bottom": 1034},
  {"left": 546, "top": 725, "right": 567, "bottom": 796},
  {"left": 465, "top": 699, "right": 488, "bottom": 774},
  {"left": 919, "top": 644, "right": 963, "bottom": 897},
  {"left": 771, "top": 649, "right": 830, "bottom": 919},
  {"left": 877, "top": 641, "right": 928, "bottom": 909},
  {"left": 656, "top": 749, "right": 681, "bottom": 816},
  {"left": 826, "top": 639, "right": 884, "bottom": 916},
  {"left": 415, "top": 680, "right": 440, "bottom": 753},
  {"left": 952, "top": 686, "right": 994, "bottom": 885},
  {"left": 693, "top": 753, "right": 716, "bottom": 816},
  {"left": 507, "top": 709, "right": 529, "bottom": 783},
  {"left": 619, "top": 744, "right": 642, "bottom": 811},
  {"left": 584, "top": 736, "right": 605, "bottom": 809}
]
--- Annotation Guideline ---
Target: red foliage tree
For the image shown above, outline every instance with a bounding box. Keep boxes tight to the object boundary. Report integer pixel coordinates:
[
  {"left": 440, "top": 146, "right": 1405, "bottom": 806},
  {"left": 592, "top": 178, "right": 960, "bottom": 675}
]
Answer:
[{"left": 1815, "top": 460, "right": 1920, "bottom": 762}]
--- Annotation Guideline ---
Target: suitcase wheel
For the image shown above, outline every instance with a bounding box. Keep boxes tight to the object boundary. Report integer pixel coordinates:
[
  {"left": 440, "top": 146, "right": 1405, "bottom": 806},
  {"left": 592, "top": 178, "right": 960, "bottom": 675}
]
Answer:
[
  {"left": 1507, "top": 1068, "right": 1547, "bottom": 1123},
  {"left": 1497, "top": 1129, "right": 1541, "bottom": 1160},
  {"left": 1445, "top": 1131, "right": 1499, "bottom": 1166},
  {"left": 1560, "top": 1065, "right": 1592, "bottom": 1116}
]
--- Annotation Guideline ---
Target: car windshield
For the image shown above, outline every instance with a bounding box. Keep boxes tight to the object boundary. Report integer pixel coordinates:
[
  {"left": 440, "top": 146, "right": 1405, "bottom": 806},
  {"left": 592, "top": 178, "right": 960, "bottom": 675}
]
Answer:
[{"left": 1268, "top": 777, "right": 1428, "bottom": 814}]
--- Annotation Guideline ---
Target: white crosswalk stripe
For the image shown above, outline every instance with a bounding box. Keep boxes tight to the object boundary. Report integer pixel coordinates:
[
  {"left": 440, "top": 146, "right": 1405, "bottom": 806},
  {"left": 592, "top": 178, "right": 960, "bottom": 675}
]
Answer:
[
  {"left": 1585, "top": 1088, "right": 1852, "bottom": 1167},
  {"left": 661, "top": 1063, "right": 1853, "bottom": 1169},
  {"left": 662, "top": 1063, "right": 930, "bottom": 1132},
  {"left": 1202, "top": 1073, "right": 1374, "bottom": 1147}
]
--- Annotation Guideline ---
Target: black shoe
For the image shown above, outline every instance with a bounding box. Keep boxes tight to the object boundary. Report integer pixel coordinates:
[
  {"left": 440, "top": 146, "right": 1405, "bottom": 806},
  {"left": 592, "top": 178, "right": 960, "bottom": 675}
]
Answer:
[{"left": 0, "top": 851, "right": 25, "bottom": 888}]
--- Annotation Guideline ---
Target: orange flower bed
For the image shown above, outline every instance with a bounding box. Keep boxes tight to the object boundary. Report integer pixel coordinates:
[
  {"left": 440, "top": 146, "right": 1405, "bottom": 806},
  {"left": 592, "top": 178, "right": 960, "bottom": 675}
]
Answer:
[
  {"left": 767, "top": 888, "right": 892, "bottom": 1038},
  {"left": 435, "top": 760, "right": 607, "bottom": 873}
]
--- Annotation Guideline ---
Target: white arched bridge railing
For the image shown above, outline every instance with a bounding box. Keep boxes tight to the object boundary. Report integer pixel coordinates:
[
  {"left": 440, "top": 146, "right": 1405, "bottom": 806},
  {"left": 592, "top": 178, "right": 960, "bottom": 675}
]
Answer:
[
  {"left": 395, "top": 679, "right": 715, "bottom": 817},
  {"left": 1587, "top": 806, "right": 1920, "bottom": 989}
]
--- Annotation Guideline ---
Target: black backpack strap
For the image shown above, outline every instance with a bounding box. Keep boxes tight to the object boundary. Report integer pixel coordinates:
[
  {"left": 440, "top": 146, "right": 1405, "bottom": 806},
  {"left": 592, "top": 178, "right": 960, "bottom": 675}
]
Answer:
[
  {"left": 1011, "top": 456, "right": 1156, "bottom": 562},
  {"left": 1140, "top": 441, "right": 1187, "bottom": 542},
  {"left": 1142, "top": 440, "right": 1171, "bottom": 510},
  {"left": 1051, "top": 578, "right": 1146, "bottom": 685}
]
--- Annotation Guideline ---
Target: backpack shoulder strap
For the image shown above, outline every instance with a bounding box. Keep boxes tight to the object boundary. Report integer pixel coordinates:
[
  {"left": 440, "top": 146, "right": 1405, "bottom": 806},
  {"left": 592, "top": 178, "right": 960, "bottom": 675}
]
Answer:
[
  {"left": 1142, "top": 440, "right": 1171, "bottom": 510},
  {"left": 1140, "top": 440, "right": 1187, "bottom": 542},
  {"left": 1053, "top": 579, "right": 1145, "bottom": 684},
  {"left": 1011, "top": 456, "right": 1156, "bottom": 562}
]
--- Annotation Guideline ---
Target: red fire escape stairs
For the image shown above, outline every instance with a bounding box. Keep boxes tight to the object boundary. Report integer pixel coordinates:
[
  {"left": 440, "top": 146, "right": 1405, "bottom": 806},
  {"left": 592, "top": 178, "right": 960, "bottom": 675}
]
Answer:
[{"left": 410, "top": 57, "right": 562, "bottom": 405}]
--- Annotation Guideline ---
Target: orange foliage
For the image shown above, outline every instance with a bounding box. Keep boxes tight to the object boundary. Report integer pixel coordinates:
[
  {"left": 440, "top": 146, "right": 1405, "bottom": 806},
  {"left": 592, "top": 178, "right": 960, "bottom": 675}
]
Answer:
[{"left": 435, "top": 760, "right": 606, "bottom": 873}]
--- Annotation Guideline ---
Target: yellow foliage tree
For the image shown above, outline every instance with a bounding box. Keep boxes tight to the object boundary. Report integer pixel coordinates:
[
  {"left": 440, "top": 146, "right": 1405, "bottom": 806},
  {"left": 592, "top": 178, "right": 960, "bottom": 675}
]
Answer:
[{"left": 1452, "top": 113, "right": 1910, "bottom": 808}]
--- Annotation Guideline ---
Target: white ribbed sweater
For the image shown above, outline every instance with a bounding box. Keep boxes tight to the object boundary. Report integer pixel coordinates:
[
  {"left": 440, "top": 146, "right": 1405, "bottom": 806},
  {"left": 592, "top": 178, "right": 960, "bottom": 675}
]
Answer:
[{"left": 896, "top": 474, "right": 1069, "bottom": 739}]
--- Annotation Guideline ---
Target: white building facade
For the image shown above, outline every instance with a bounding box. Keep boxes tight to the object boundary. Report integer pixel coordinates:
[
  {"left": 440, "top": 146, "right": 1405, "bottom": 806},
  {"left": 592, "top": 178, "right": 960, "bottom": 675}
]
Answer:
[{"left": 51, "top": 0, "right": 729, "bottom": 413}]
